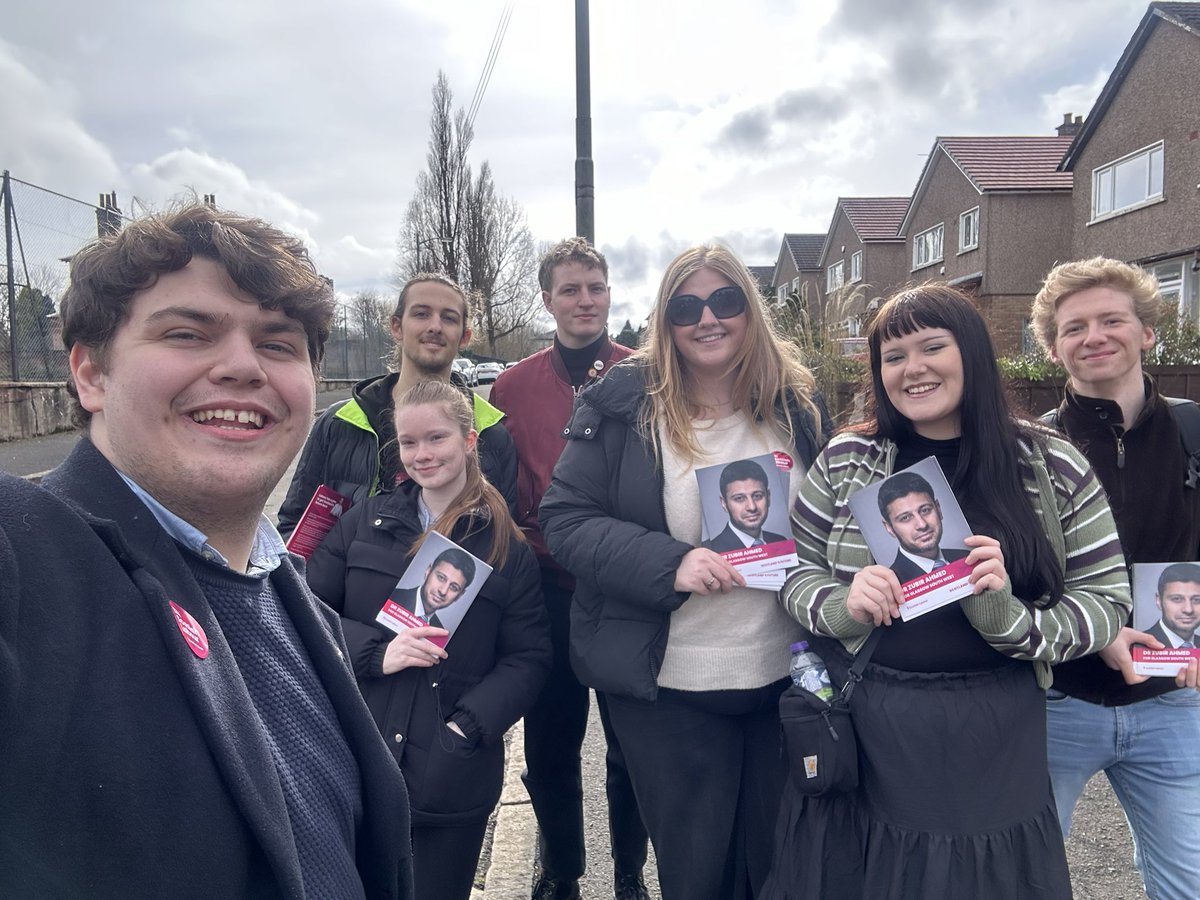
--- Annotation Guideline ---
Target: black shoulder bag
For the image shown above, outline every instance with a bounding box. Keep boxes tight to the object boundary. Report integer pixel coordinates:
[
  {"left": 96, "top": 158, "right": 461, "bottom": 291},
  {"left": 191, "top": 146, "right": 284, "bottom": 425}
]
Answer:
[{"left": 779, "top": 628, "right": 883, "bottom": 796}]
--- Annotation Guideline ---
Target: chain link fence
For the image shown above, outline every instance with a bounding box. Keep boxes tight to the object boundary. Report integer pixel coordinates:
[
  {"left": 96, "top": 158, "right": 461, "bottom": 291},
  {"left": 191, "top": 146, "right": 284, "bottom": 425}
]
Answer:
[{"left": 0, "top": 172, "right": 125, "bottom": 381}]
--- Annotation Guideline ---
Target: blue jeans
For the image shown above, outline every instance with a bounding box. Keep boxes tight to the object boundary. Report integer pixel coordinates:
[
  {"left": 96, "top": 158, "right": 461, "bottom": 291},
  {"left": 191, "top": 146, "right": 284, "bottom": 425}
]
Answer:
[{"left": 1047, "top": 689, "right": 1200, "bottom": 900}]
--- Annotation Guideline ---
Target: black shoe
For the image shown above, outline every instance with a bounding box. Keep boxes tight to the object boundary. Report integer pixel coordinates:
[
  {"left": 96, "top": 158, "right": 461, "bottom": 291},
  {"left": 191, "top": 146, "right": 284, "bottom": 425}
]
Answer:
[
  {"left": 613, "top": 870, "right": 650, "bottom": 900},
  {"left": 532, "top": 873, "right": 581, "bottom": 900}
]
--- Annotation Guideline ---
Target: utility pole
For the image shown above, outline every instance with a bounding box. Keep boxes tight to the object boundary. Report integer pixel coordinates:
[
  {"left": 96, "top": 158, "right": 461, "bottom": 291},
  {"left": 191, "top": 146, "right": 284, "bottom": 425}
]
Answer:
[
  {"left": 3, "top": 172, "right": 18, "bottom": 380},
  {"left": 574, "top": 0, "right": 594, "bottom": 244}
]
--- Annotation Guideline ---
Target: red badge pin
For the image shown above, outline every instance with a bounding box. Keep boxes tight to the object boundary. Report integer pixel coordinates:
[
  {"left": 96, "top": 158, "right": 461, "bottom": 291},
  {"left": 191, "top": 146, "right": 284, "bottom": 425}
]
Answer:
[
  {"left": 169, "top": 601, "right": 210, "bottom": 659},
  {"left": 773, "top": 451, "right": 795, "bottom": 471}
]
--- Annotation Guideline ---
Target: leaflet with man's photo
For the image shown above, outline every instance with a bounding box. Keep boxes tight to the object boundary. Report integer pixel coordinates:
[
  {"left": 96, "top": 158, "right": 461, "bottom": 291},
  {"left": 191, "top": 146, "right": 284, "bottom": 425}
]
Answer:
[
  {"left": 1130, "top": 562, "right": 1200, "bottom": 676},
  {"left": 847, "top": 457, "right": 976, "bottom": 621},
  {"left": 696, "top": 452, "right": 798, "bottom": 592},
  {"left": 284, "top": 484, "right": 352, "bottom": 560},
  {"left": 375, "top": 531, "right": 493, "bottom": 649}
]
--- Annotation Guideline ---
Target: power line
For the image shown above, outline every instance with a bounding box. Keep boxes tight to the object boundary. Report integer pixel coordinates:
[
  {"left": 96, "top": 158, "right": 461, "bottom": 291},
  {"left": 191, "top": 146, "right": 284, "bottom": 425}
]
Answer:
[{"left": 466, "top": 1, "right": 514, "bottom": 131}]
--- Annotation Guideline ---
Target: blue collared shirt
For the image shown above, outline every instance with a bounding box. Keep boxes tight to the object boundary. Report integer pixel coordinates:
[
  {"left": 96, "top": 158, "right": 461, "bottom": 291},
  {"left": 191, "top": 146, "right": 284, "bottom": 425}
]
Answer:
[{"left": 118, "top": 472, "right": 288, "bottom": 575}]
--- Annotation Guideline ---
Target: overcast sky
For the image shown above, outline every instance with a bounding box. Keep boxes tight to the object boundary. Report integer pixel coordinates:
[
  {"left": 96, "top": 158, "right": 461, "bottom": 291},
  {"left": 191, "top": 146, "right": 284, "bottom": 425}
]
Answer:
[{"left": 1, "top": 0, "right": 1150, "bottom": 331}]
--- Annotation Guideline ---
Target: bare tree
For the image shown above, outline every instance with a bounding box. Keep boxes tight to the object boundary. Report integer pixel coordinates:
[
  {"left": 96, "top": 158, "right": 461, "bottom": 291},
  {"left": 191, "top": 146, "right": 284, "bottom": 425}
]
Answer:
[
  {"left": 396, "top": 72, "right": 472, "bottom": 283},
  {"left": 397, "top": 72, "right": 540, "bottom": 355},
  {"left": 462, "top": 163, "right": 539, "bottom": 352},
  {"left": 347, "top": 289, "right": 392, "bottom": 376}
]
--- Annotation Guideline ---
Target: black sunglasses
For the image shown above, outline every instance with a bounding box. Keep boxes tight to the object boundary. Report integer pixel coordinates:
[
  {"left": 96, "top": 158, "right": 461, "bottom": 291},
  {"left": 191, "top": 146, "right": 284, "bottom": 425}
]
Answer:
[{"left": 666, "top": 285, "right": 748, "bottom": 327}]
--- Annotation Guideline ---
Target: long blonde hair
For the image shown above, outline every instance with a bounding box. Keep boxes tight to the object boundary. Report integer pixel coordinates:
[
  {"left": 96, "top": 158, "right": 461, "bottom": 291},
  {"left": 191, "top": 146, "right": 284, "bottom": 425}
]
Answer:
[
  {"left": 637, "top": 243, "right": 821, "bottom": 460},
  {"left": 394, "top": 381, "right": 523, "bottom": 567}
]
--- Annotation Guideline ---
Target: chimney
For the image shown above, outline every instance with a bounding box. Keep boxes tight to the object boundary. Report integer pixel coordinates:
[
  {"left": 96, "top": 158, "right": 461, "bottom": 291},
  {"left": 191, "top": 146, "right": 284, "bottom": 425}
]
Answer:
[
  {"left": 95, "top": 191, "right": 123, "bottom": 237},
  {"left": 203, "top": 193, "right": 217, "bottom": 209},
  {"left": 1056, "top": 113, "right": 1083, "bottom": 137}
]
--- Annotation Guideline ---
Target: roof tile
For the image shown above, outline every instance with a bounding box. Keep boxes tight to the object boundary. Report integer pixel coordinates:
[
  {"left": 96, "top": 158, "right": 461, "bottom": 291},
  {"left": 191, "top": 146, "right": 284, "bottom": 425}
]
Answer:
[
  {"left": 939, "top": 136, "right": 1075, "bottom": 191},
  {"left": 840, "top": 198, "right": 909, "bottom": 241},
  {"left": 783, "top": 233, "right": 825, "bottom": 270}
]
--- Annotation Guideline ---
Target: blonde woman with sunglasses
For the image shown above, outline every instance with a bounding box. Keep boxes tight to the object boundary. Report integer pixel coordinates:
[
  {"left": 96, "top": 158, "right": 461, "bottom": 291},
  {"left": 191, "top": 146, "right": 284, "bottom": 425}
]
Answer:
[{"left": 540, "top": 244, "right": 829, "bottom": 900}]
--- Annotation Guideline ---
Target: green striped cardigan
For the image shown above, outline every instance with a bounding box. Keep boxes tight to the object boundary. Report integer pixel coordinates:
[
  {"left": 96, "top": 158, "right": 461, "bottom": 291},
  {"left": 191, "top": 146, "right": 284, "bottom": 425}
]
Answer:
[{"left": 783, "top": 431, "right": 1131, "bottom": 689}]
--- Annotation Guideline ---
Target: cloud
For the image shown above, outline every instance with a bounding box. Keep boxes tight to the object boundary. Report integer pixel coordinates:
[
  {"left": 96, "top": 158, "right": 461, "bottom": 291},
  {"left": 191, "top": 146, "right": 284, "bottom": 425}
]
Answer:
[
  {"left": 1039, "top": 69, "right": 1111, "bottom": 127},
  {"left": 129, "top": 148, "right": 318, "bottom": 231},
  {"left": 0, "top": 40, "right": 119, "bottom": 195}
]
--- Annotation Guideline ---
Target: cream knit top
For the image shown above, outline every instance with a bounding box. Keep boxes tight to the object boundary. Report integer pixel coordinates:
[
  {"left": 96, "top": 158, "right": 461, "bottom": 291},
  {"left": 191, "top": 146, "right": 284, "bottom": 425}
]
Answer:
[{"left": 656, "top": 412, "right": 804, "bottom": 691}]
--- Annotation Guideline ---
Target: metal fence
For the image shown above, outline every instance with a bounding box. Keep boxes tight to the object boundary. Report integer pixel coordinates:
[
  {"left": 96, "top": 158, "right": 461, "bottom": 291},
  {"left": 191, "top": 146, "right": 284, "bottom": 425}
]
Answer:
[{"left": 0, "top": 171, "right": 124, "bottom": 381}]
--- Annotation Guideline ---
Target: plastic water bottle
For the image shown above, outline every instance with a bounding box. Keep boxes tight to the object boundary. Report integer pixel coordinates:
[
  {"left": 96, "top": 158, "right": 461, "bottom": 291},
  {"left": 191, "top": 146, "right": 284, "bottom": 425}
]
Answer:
[{"left": 789, "top": 641, "right": 833, "bottom": 702}]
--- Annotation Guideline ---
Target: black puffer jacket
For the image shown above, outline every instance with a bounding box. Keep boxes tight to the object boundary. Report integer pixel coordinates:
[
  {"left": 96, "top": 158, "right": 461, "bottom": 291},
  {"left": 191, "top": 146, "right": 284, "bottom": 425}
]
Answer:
[
  {"left": 539, "top": 360, "right": 829, "bottom": 701},
  {"left": 279, "top": 372, "right": 517, "bottom": 535},
  {"left": 306, "top": 480, "right": 551, "bottom": 825}
]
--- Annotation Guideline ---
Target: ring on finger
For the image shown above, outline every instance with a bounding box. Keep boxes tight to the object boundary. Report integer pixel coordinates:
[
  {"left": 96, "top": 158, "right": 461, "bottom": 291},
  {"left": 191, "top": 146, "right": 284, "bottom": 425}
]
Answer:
[{"left": 704, "top": 576, "right": 716, "bottom": 589}]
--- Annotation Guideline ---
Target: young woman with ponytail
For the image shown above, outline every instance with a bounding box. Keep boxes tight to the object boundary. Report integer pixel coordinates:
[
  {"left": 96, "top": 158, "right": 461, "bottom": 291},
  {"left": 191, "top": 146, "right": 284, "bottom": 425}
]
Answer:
[{"left": 307, "top": 380, "right": 551, "bottom": 900}]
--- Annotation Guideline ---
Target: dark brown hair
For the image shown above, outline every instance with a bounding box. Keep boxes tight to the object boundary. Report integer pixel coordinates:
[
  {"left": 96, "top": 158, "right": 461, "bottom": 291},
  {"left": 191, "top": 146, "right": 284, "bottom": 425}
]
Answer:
[{"left": 61, "top": 203, "right": 334, "bottom": 425}]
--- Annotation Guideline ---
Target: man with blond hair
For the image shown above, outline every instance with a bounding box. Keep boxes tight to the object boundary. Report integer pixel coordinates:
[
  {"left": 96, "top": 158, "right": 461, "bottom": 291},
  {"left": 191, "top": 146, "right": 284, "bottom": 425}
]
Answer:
[{"left": 1032, "top": 256, "right": 1200, "bottom": 900}]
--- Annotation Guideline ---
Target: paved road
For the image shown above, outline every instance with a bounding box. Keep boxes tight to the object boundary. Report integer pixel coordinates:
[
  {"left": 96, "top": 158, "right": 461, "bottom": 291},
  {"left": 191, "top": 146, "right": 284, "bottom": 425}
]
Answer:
[{"left": 0, "top": 386, "right": 354, "bottom": 479}]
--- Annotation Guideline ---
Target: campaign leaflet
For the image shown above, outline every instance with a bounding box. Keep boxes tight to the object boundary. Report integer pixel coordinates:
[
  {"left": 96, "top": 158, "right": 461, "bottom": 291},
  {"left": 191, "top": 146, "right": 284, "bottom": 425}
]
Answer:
[
  {"left": 696, "top": 451, "right": 798, "bottom": 592},
  {"left": 847, "top": 457, "right": 976, "bottom": 622},
  {"left": 375, "top": 530, "right": 493, "bottom": 649},
  {"left": 1130, "top": 562, "right": 1200, "bottom": 676},
  {"left": 284, "top": 484, "right": 351, "bottom": 560}
]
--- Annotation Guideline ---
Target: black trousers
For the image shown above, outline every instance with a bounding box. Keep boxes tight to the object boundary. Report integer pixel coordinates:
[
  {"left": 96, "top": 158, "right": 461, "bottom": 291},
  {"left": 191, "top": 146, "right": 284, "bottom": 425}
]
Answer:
[
  {"left": 605, "top": 680, "right": 788, "bottom": 900},
  {"left": 412, "top": 819, "right": 489, "bottom": 900},
  {"left": 521, "top": 572, "right": 649, "bottom": 880}
]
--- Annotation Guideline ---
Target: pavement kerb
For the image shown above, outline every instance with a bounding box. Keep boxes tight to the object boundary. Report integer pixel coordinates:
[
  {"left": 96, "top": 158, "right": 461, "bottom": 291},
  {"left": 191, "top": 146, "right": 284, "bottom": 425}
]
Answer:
[{"left": 480, "top": 720, "right": 536, "bottom": 899}]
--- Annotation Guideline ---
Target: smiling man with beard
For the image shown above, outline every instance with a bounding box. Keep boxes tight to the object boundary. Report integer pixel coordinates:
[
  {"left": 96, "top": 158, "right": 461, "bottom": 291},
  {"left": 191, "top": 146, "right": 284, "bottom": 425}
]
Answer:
[{"left": 278, "top": 273, "right": 515, "bottom": 535}]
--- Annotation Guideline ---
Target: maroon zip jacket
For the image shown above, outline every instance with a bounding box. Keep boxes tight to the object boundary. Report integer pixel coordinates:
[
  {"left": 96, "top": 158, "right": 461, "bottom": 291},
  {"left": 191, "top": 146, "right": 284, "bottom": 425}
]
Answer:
[{"left": 490, "top": 338, "right": 633, "bottom": 573}]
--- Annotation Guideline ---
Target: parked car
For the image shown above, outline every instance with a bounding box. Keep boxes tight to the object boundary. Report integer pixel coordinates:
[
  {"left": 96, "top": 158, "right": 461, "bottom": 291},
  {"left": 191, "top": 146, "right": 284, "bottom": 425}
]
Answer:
[
  {"left": 452, "top": 358, "right": 474, "bottom": 382},
  {"left": 472, "top": 361, "right": 505, "bottom": 385}
]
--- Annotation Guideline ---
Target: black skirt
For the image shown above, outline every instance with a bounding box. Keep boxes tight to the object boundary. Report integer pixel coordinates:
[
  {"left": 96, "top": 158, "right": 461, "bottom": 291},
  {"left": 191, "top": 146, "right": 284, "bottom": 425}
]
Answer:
[{"left": 763, "top": 653, "right": 1072, "bottom": 900}]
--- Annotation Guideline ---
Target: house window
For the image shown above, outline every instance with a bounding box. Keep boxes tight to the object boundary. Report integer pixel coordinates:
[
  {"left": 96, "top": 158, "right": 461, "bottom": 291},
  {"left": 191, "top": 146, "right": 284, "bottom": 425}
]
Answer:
[
  {"left": 912, "top": 223, "right": 944, "bottom": 270},
  {"left": 850, "top": 250, "right": 863, "bottom": 283},
  {"left": 1091, "top": 141, "right": 1164, "bottom": 220},
  {"left": 959, "top": 207, "right": 979, "bottom": 252},
  {"left": 826, "top": 261, "right": 845, "bottom": 292},
  {"left": 777, "top": 284, "right": 786, "bottom": 304}
]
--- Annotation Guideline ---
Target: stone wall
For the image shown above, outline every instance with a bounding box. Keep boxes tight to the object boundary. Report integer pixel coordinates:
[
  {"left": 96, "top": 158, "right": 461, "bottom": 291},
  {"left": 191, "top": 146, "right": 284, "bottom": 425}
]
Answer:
[
  {"left": 0, "top": 379, "right": 362, "bottom": 443},
  {"left": 0, "top": 383, "right": 75, "bottom": 442}
]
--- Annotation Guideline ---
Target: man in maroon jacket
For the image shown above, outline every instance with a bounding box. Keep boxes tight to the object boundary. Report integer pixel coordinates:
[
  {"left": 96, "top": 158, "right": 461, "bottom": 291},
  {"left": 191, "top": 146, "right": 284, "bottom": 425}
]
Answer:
[{"left": 490, "top": 239, "right": 646, "bottom": 900}]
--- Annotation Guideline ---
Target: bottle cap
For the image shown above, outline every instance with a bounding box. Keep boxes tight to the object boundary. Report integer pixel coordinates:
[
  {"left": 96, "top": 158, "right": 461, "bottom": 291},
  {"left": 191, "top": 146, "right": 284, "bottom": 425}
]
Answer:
[{"left": 790, "top": 641, "right": 809, "bottom": 653}]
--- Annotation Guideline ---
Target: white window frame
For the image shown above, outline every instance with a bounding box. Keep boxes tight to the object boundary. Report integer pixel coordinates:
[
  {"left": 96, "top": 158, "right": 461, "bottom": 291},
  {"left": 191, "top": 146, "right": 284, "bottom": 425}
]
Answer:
[
  {"left": 958, "top": 207, "right": 979, "bottom": 252},
  {"left": 912, "top": 223, "right": 944, "bottom": 270},
  {"left": 1090, "top": 141, "right": 1164, "bottom": 223},
  {"left": 826, "top": 260, "right": 845, "bottom": 292},
  {"left": 777, "top": 284, "right": 786, "bottom": 304},
  {"left": 850, "top": 250, "right": 863, "bottom": 283}
]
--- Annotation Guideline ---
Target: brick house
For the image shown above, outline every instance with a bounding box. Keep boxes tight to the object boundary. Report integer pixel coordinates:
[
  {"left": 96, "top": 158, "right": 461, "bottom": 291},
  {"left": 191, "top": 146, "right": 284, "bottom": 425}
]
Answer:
[
  {"left": 899, "top": 134, "right": 1075, "bottom": 354},
  {"left": 818, "top": 197, "right": 910, "bottom": 336},
  {"left": 1059, "top": 1, "right": 1200, "bottom": 321},
  {"left": 747, "top": 265, "right": 776, "bottom": 298},
  {"left": 770, "top": 233, "right": 825, "bottom": 312}
]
